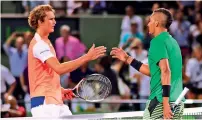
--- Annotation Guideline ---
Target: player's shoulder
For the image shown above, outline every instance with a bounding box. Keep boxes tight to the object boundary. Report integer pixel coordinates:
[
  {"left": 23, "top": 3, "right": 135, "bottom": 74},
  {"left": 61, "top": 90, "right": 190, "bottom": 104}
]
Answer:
[
  {"left": 30, "top": 35, "right": 48, "bottom": 49},
  {"left": 158, "top": 32, "right": 172, "bottom": 42},
  {"left": 29, "top": 38, "right": 50, "bottom": 55},
  {"left": 34, "top": 40, "right": 48, "bottom": 47},
  {"left": 32, "top": 40, "right": 50, "bottom": 53}
]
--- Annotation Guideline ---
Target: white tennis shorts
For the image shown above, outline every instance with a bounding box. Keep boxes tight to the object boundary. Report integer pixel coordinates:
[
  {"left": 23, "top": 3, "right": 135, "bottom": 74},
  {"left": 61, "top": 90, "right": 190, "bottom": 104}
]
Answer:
[{"left": 31, "top": 103, "right": 72, "bottom": 117}]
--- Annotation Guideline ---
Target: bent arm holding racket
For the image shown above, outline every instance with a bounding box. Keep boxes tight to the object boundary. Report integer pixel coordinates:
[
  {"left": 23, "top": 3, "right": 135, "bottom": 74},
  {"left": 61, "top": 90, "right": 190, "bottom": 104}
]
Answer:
[
  {"left": 159, "top": 59, "right": 189, "bottom": 119},
  {"left": 110, "top": 47, "right": 150, "bottom": 76},
  {"left": 45, "top": 44, "right": 106, "bottom": 100},
  {"left": 159, "top": 59, "right": 173, "bottom": 119}
]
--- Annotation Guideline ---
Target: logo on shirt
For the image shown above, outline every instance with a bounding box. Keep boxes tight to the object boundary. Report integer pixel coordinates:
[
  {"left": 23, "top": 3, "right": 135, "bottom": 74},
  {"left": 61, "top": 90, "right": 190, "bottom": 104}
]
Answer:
[{"left": 40, "top": 50, "right": 50, "bottom": 54}]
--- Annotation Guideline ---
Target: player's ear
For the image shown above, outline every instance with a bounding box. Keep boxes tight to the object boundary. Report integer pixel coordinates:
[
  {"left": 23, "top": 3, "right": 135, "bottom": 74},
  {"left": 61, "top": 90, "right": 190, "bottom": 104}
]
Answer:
[
  {"left": 38, "top": 19, "right": 44, "bottom": 26},
  {"left": 38, "top": 20, "right": 42, "bottom": 26},
  {"left": 155, "top": 21, "right": 159, "bottom": 27}
]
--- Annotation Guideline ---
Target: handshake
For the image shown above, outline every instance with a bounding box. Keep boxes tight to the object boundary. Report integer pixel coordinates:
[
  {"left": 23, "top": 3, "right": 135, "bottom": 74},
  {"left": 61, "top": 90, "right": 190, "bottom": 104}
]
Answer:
[{"left": 84, "top": 44, "right": 130, "bottom": 63}]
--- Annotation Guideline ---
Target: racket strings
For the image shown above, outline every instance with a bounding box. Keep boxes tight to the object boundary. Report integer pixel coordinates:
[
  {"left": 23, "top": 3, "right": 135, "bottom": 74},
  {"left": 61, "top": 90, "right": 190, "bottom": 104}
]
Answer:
[
  {"left": 99, "top": 75, "right": 112, "bottom": 98},
  {"left": 100, "top": 75, "right": 111, "bottom": 98},
  {"left": 77, "top": 74, "right": 111, "bottom": 101},
  {"left": 87, "top": 81, "right": 106, "bottom": 100}
]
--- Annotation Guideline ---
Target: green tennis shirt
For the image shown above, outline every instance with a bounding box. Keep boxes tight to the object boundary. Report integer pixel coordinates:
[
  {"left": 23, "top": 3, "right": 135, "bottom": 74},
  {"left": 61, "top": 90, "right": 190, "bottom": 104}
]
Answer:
[{"left": 148, "top": 32, "right": 184, "bottom": 102}]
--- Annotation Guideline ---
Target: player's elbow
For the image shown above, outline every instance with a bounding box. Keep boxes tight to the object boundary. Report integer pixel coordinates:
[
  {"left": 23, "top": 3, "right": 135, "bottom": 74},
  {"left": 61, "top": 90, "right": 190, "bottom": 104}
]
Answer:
[
  {"left": 46, "top": 59, "right": 66, "bottom": 75},
  {"left": 162, "top": 67, "right": 170, "bottom": 73},
  {"left": 50, "top": 64, "right": 63, "bottom": 75},
  {"left": 54, "top": 69, "right": 62, "bottom": 75},
  {"left": 161, "top": 67, "right": 171, "bottom": 77},
  {"left": 54, "top": 66, "right": 64, "bottom": 75},
  {"left": 54, "top": 65, "right": 70, "bottom": 75},
  {"left": 161, "top": 67, "right": 171, "bottom": 85}
]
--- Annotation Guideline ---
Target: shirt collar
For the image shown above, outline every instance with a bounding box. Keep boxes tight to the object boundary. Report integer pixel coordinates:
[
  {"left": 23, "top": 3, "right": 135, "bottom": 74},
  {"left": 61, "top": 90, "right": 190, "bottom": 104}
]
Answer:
[
  {"left": 152, "top": 32, "right": 169, "bottom": 41},
  {"left": 34, "top": 33, "right": 42, "bottom": 42}
]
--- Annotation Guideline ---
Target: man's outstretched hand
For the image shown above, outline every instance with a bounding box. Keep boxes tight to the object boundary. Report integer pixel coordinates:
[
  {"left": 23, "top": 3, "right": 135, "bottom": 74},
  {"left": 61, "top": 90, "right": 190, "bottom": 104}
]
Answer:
[
  {"left": 110, "top": 47, "right": 128, "bottom": 62},
  {"left": 85, "top": 44, "right": 106, "bottom": 61}
]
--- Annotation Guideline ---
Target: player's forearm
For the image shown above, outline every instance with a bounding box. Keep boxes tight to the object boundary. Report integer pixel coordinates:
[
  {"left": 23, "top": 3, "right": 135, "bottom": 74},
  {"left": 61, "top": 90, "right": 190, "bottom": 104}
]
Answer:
[
  {"left": 159, "top": 59, "right": 171, "bottom": 106},
  {"left": 163, "top": 97, "right": 170, "bottom": 109},
  {"left": 139, "top": 64, "right": 150, "bottom": 76},
  {"left": 7, "top": 82, "right": 16, "bottom": 95},
  {"left": 127, "top": 56, "right": 150, "bottom": 76},
  {"left": 161, "top": 63, "right": 171, "bottom": 103},
  {"left": 56, "top": 55, "right": 89, "bottom": 75},
  {"left": 161, "top": 70, "right": 170, "bottom": 105}
]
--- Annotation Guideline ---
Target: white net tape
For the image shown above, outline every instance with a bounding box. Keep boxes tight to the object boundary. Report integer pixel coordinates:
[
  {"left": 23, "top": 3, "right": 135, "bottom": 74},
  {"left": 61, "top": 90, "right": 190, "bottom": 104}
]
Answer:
[{"left": 1, "top": 107, "right": 202, "bottom": 120}]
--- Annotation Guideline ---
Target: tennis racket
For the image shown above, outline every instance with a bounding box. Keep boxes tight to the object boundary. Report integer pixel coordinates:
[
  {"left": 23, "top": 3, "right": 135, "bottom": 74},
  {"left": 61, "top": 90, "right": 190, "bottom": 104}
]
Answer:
[
  {"left": 159, "top": 87, "right": 189, "bottom": 119},
  {"left": 71, "top": 74, "right": 112, "bottom": 102}
]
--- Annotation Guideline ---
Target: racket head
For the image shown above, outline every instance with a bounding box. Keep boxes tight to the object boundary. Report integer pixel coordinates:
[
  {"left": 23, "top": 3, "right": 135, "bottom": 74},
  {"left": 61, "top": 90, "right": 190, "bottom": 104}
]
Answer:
[{"left": 74, "top": 74, "right": 112, "bottom": 102}]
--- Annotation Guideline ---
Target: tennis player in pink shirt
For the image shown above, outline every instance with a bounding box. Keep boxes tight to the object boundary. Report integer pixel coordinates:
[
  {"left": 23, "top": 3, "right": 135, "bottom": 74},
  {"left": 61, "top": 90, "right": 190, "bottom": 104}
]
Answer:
[{"left": 28, "top": 4, "right": 106, "bottom": 117}]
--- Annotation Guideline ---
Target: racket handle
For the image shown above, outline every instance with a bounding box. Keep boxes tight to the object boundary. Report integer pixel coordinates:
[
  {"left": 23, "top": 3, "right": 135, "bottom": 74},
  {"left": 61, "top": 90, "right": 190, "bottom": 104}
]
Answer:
[
  {"left": 175, "top": 87, "right": 189, "bottom": 105},
  {"left": 73, "top": 93, "right": 79, "bottom": 98},
  {"left": 159, "top": 104, "right": 176, "bottom": 119},
  {"left": 159, "top": 88, "right": 189, "bottom": 119}
]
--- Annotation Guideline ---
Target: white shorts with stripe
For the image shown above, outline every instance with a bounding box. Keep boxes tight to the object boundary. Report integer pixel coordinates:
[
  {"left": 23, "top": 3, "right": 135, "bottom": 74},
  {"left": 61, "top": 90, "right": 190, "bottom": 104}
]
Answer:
[{"left": 31, "top": 103, "right": 72, "bottom": 117}]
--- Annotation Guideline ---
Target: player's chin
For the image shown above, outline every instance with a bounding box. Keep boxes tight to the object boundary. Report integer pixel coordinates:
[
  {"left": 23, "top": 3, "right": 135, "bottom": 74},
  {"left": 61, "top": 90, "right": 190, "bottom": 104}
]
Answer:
[
  {"left": 50, "top": 29, "right": 54, "bottom": 33},
  {"left": 148, "top": 30, "right": 153, "bottom": 35}
]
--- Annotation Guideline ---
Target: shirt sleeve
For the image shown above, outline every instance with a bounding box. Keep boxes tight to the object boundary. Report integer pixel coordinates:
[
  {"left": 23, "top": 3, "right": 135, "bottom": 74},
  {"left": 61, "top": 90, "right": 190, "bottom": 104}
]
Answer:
[
  {"left": 151, "top": 40, "right": 169, "bottom": 64},
  {"left": 3, "top": 44, "right": 15, "bottom": 56},
  {"left": 3, "top": 67, "right": 16, "bottom": 85},
  {"left": 33, "top": 41, "right": 54, "bottom": 63}
]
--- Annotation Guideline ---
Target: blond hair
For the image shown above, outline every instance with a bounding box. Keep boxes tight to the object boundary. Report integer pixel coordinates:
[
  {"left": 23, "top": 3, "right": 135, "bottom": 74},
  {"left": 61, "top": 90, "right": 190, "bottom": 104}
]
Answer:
[{"left": 28, "top": 4, "right": 55, "bottom": 29}]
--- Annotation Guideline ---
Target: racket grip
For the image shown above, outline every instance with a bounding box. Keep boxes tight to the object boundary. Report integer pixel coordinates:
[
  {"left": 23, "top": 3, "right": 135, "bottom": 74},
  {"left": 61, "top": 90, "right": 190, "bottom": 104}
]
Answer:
[{"left": 159, "top": 104, "right": 176, "bottom": 119}]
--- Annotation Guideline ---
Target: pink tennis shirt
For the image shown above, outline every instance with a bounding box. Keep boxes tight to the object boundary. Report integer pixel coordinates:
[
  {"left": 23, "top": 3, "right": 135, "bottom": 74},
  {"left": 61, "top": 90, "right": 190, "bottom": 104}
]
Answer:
[
  {"left": 28, "top": 33, "right": 63, "bottom": 105},
  {"left": 55, "top": 36, "right": 86, "bottom": 60}
]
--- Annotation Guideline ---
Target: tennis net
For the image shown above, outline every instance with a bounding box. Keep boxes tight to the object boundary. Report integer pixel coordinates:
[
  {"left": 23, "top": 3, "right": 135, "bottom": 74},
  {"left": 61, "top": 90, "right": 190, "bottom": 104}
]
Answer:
[
  {"left": 65, "top": 107, "right": 202, "bottom": 119},
  {"left": 1, "top": 107, "right": 201, "bottom": 120}
]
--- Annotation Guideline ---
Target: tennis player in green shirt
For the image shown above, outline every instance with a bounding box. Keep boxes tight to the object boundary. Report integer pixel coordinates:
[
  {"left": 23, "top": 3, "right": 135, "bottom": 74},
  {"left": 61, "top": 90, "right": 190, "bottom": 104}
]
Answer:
[{"left": 111, "top": 8, "right": 184, "bottom": 119}]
